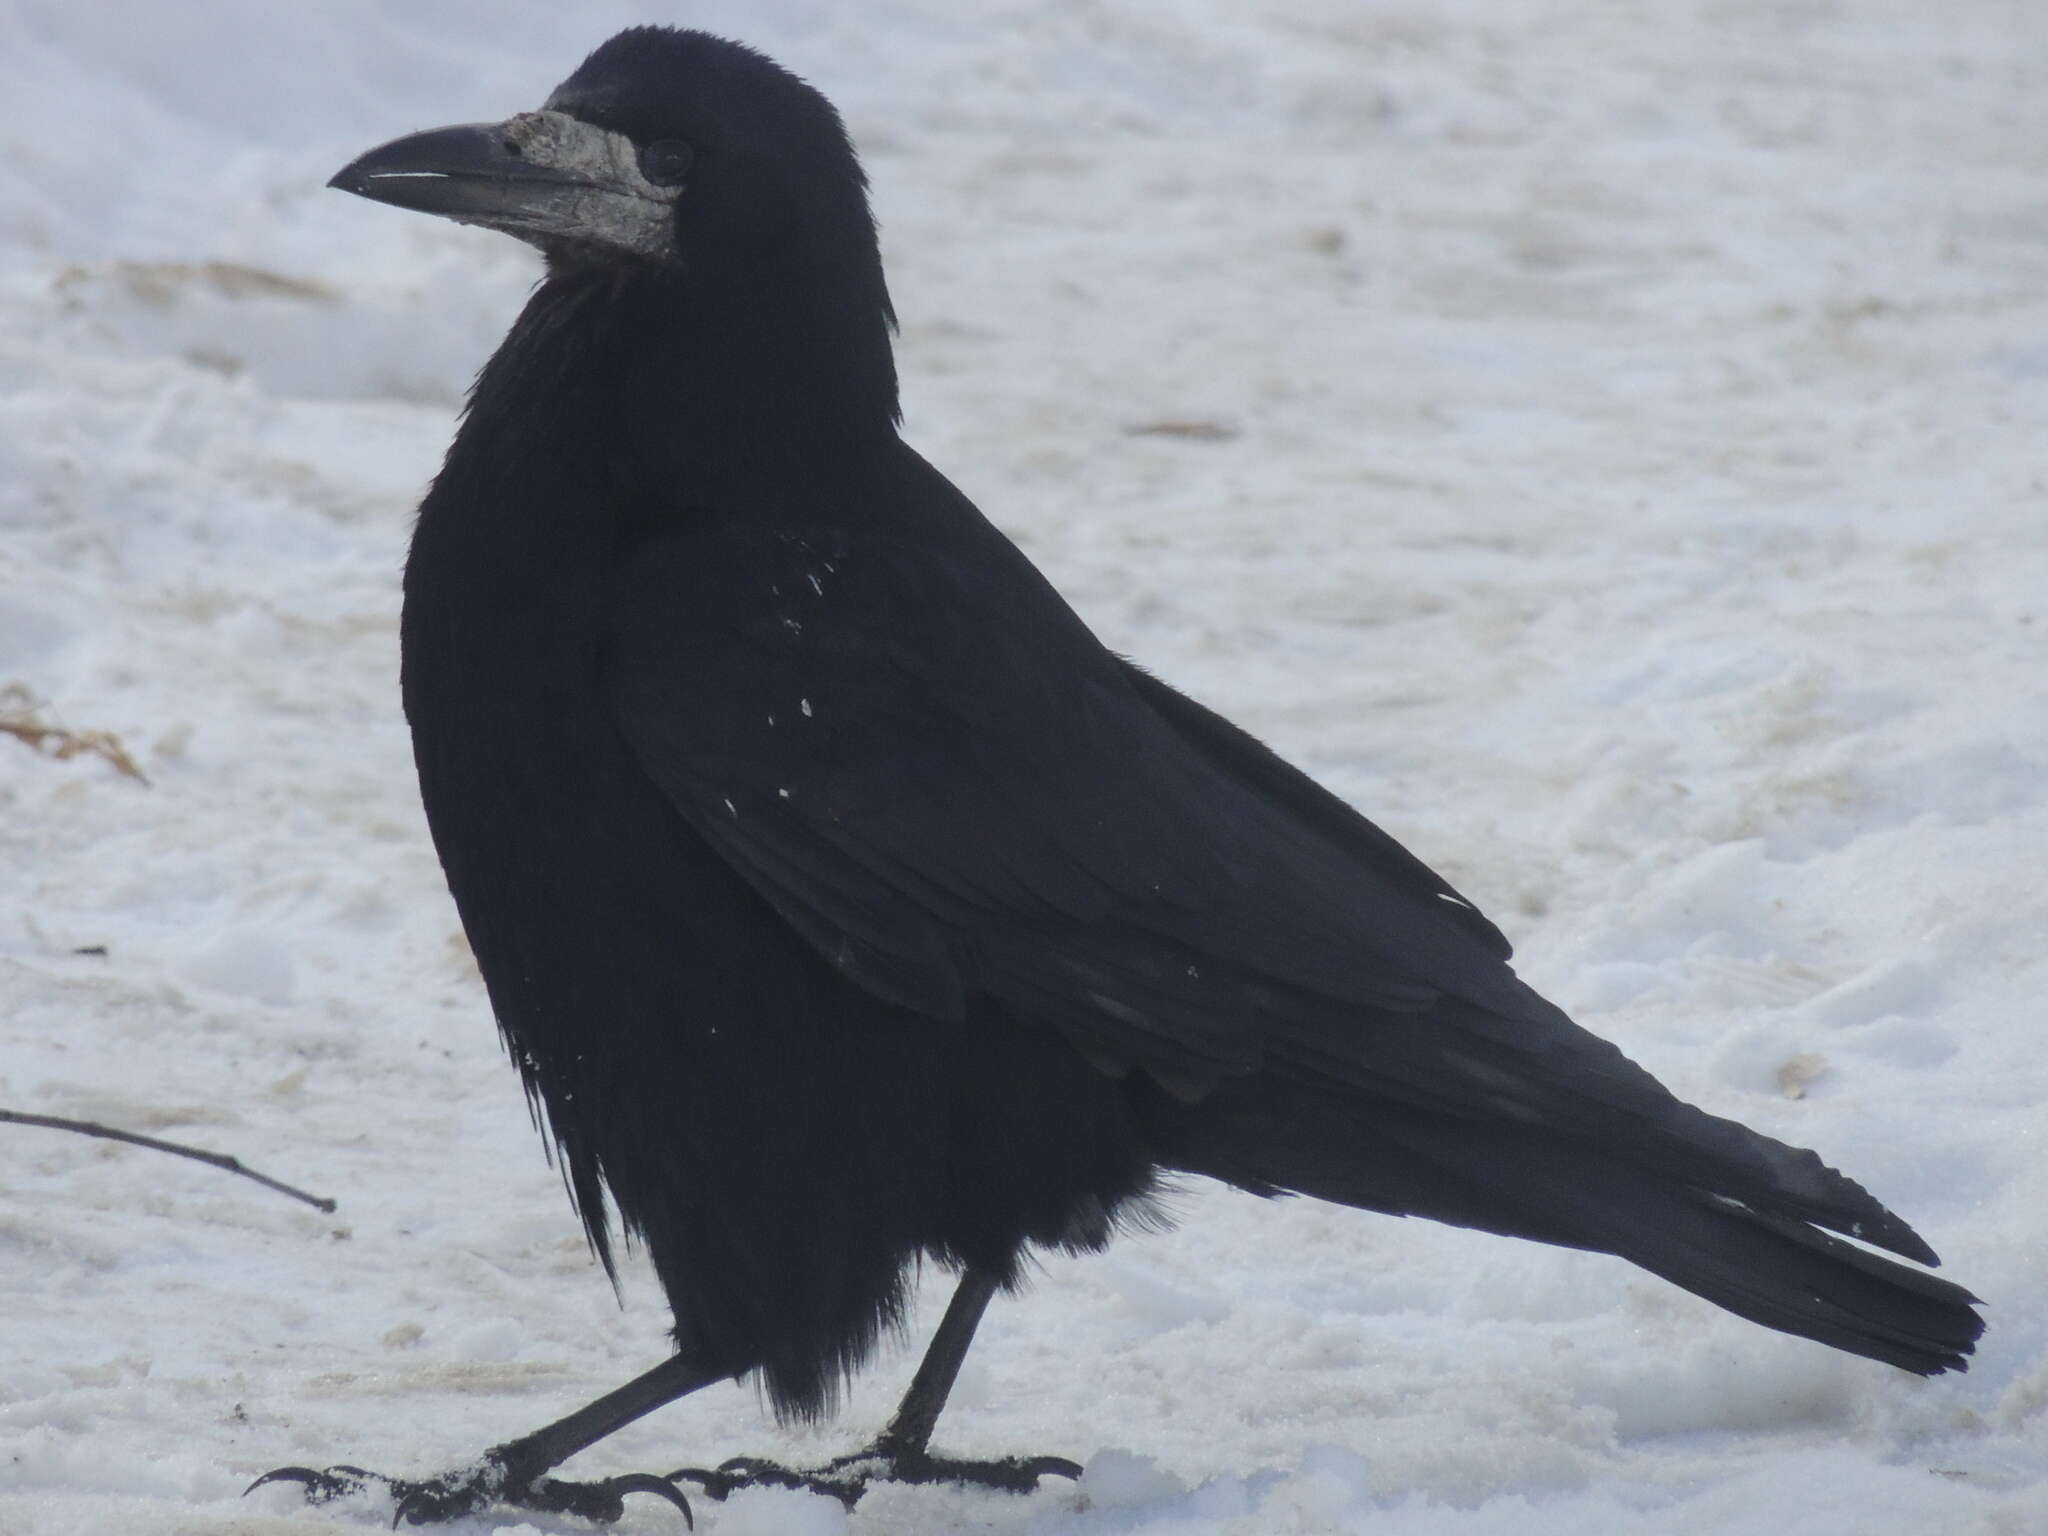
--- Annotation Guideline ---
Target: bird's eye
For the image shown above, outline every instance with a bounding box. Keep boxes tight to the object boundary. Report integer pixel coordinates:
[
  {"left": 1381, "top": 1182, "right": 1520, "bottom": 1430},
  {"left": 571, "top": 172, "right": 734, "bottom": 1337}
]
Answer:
[{"left": 639, "top": 140, "right": 695, "bottom": 187}]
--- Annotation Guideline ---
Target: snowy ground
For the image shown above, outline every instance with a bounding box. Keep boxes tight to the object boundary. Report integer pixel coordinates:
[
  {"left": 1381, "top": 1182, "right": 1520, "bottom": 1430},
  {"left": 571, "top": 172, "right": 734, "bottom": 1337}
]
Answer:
[{"left": 3, "top": 1, "right": 2044, "bottom": 1532}]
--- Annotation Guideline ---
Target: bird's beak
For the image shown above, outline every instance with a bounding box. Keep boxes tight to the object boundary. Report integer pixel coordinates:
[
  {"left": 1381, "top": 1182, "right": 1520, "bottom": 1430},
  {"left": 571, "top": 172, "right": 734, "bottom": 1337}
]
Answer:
[{"left": 330, "top": 110, "right": 678, "bottom": 261}]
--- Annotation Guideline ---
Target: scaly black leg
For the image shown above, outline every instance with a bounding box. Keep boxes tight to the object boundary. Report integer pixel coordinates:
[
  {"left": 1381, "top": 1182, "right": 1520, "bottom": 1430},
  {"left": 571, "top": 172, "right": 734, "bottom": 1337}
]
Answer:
[
  {"left": 249, "top": 1352, "right": 724, "bottom": 1525},
  {"left": 674, "top": 1269, "right": 1082, "bottom": 1508}
]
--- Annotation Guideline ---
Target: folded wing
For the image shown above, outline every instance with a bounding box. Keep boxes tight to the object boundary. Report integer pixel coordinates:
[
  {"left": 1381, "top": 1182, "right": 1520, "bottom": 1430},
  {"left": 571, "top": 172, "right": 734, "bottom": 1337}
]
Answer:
[{"left": 603, "top": 483, "right": 1941, "bottom": 1271}]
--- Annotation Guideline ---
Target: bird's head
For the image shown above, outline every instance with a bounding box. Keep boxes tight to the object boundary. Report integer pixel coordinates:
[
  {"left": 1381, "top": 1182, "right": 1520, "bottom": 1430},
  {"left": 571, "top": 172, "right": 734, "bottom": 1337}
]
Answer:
[{"left": 330, "top": 27, "right": 882, "bottom": 285}]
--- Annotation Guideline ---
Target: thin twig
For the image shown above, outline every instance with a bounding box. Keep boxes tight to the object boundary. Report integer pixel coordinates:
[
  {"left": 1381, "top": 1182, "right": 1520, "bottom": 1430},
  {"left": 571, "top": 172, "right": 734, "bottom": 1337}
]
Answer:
[
  {"left": 2, "top": 1108, "right": 337, "bottom": 1212},
  {"left": 0, "top": 685, "right": 150, "bottom": 785}
]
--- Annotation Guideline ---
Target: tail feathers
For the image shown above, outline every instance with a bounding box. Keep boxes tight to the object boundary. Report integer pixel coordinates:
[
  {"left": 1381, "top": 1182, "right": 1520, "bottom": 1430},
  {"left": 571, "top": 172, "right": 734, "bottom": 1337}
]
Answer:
[
  {"left": 1193, "top": 1087, "right": 1983, "bottom": 1375},
  {"left": 1421, "top": 995, "right": 1944, "bottom": 1267},
  {"left": 1627, "top": 1192, "right": 1982, "bottom": 1375},
  {"left": 1384, "top": 1112, "right": 1982, "bottom": 1375}
]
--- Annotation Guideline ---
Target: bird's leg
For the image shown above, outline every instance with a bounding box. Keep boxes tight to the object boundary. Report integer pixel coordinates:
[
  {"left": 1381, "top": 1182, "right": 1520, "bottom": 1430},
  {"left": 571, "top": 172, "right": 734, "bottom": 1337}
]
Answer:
[
  {"left": 872, "top": 1258, "right": 1002, "bottom": 1459},
  {"left": 675, "top": 1268, "right": 1081, "bottom": 1508},
  {"left": 249, "top": 1352, "right": 724, "bottom": 1525}
]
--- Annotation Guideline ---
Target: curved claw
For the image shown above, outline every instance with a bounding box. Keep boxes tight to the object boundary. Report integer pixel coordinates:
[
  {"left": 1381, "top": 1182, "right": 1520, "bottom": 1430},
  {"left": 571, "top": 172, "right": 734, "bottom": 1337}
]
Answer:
[
  {"left": 600, "top": 1472, "right": 695, "bottom": 1527},
  {"left": 1020, "top": 1454, "right": 1085, "bottom": 1483},
  {"left": 244, "top": 1464, "right": 381, "bottom": 1504},
  {"left": 244, "top": 1465, "right": 323, "bottom": 1496},
  {"left": 667, "top": 1466, "right": 734, "bottom": 1502},
  {"left": 391, "top": 1486, "right": 457, "bottom": 1528},
  {"left": 384, "top": 1464, "right": 499, "bottom": 1528}
]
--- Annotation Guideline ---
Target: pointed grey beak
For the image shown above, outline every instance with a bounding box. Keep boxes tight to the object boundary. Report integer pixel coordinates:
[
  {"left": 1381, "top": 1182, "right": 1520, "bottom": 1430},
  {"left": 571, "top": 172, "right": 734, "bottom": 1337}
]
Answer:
[{"left": 331, "top": 110, "right": 678, "bottom": 261}]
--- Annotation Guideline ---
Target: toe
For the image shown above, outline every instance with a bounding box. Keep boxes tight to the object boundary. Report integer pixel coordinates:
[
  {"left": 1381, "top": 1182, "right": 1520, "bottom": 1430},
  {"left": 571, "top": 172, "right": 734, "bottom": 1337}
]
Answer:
[{"left": 244, "top": 1464, "right": 381, "bottom": 1505}]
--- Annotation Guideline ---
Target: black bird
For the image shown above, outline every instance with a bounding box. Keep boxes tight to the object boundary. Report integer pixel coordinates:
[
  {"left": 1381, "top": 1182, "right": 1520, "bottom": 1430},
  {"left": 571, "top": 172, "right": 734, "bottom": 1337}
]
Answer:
[{"left": 260, "top": 25, "right": 1982, "bottom": 1525}]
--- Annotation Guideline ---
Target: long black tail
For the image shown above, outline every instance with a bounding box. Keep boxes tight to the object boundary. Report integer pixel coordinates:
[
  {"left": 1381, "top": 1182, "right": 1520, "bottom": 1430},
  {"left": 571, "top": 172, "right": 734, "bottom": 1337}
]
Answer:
[
  {"left": 1184, "top": 1085, "right": 1983, "bottom": 1375},
  {"left": 1589, "top": 1183, "right": 1980, "bottom": 1373}
]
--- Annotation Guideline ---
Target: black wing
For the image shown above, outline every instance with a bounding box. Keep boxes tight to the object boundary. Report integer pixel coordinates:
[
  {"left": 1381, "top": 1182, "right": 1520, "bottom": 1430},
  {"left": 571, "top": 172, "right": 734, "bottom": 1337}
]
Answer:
[{"left": 601, "top": 456, "right": 1932, "bottom": 1262}]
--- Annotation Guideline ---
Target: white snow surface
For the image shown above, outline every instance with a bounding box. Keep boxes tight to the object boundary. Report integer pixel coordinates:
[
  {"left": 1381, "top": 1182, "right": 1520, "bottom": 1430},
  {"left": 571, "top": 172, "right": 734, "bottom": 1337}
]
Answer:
[{"left": 3, "top": 2, "right": 2044, "bottom": 1533}]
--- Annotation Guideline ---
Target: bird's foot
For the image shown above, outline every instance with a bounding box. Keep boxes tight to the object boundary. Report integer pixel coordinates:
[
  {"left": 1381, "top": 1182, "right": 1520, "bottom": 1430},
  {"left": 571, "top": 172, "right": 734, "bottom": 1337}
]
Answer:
[
  {"left": 673, "top": 1443, "right": 1081, "bottom": 1509},
  {"left": 247, "top": 1455, "right": 694, "bottom": 1527}
]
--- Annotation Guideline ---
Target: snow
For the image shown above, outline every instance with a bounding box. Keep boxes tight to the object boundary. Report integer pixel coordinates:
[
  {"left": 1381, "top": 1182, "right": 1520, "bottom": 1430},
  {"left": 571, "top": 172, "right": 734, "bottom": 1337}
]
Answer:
[{"left": 2, "top": 1, "right": 2043, "bottom": 1532}]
